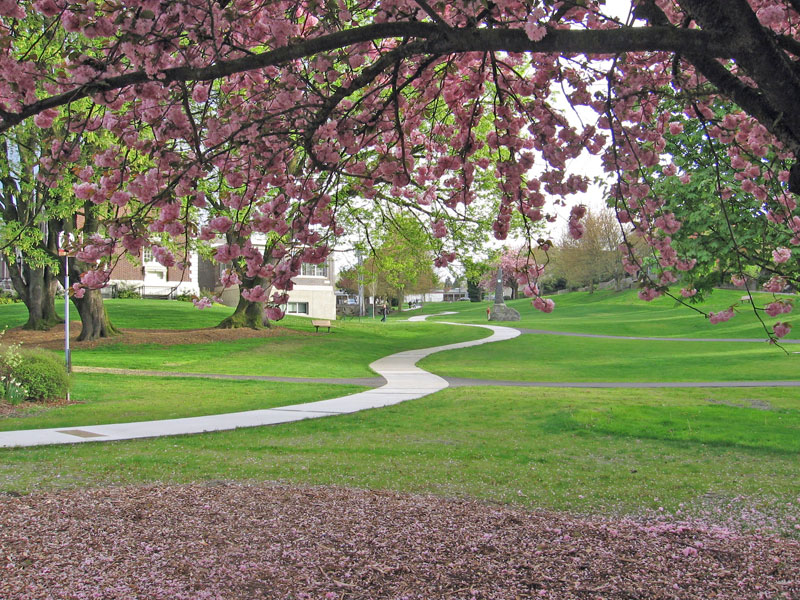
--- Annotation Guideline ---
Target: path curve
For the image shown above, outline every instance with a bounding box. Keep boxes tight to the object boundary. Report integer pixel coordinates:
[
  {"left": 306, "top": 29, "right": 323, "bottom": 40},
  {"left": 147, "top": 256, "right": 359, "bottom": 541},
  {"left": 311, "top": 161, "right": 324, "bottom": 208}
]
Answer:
[{"left": 0, "top": 315, "right": 518, "bottom": 449}]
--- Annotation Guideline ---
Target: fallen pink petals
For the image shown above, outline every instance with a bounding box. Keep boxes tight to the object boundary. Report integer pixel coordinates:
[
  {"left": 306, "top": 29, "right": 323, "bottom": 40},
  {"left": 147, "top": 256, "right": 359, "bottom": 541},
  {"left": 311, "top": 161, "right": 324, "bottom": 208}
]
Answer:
[{"left": 1, "top": 484, "right": 797, "bottom": 599}]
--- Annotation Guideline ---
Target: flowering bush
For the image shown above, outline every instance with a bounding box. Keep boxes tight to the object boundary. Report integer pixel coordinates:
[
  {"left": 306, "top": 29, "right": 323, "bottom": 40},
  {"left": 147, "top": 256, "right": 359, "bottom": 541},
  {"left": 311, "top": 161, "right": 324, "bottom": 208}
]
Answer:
[{"left": 0, "top": 330, "right": 26, "bottom": 404}]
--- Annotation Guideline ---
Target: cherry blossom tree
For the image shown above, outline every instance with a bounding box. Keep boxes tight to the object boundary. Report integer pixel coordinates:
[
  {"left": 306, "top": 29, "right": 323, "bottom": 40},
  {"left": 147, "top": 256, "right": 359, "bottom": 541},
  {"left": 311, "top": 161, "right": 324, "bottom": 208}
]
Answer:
[
  {"left": 0, "top": 1, "right": 799, "bottom": 340},
  {"left": 480, "top": 246, "right": 534, "bottom": 299}
]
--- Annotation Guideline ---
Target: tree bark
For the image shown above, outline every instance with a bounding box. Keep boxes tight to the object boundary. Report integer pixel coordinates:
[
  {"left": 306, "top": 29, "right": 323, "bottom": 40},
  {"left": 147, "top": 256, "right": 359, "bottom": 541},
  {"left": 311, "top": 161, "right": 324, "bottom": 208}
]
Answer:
[
  {"left": 71, "top": 288, "right": 120, "bottom": 341},
  {"left": 216, "top": 234, "right": 274, "bottom": 330},
  {"left": 216, "top": 293, "right": 269, "bottom": 329},
  {"left": 7, "top": 260, "right": 63, "bottom": 331},
  {"left": 66, "top": 205, "right": 120, "bottom": 342}
]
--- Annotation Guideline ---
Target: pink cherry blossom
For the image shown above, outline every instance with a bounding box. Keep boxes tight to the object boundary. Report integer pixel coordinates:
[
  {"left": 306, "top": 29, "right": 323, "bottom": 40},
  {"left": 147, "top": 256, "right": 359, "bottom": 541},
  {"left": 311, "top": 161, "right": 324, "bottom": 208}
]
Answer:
[
  {"left": 265, "top": 306, "right": 284, "bottom": 320},
  {"left": 532, "top": 297, "right": 554, "bottom": 313},
  {"left": 772, "top": 247, "right": 792, "bottom": 264},
  {"left": 220, "top": 269, "right": 242, "bottom": 288},
  {"left": 638, "top": 287, "right": 662, "bottom": 302},
  {"left": 764, "top": 276, "right": 786, "bottom": 293},
  {"left": 765, "top": 301, "right": 792, "bottom": 317},
  {"left": 33, "top": 108, "right": 58, "bottom": 129},
  {"left": 80, "top": 269, "right": 110, "bottom": 289},
  {"left": 773, "top": 321, "right": 792, "bottom": 338},
  {"left": 241, "top": 285, "right": 268, "bottom": 303},
  {"left": 193, "top": 297, "right": 213, "bottom": 310},
  {"left": 709, "top": 308, "right": 735, "bottom": 324},
  {"left": 71, "top": 283, "right": 85, "bottom": 299}
]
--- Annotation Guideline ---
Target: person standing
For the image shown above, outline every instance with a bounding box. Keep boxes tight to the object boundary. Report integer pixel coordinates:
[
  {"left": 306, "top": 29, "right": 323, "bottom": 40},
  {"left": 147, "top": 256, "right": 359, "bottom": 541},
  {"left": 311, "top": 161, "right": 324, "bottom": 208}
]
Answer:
[{"left": 381, "top": 303, "right": 388, "bottom": 322}]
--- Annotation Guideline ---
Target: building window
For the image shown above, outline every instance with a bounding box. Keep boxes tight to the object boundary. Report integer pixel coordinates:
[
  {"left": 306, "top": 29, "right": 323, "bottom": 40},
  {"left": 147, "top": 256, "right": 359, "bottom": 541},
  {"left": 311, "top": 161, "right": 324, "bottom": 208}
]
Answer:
[
  {"left": 301, "top": 263, "right": 328, "bottom": 277},
  {"left": 287, "top": 301, "right": 309, "bottom": 314},
  {"left": 142, "top": 248, "right": 155, "bottom": 264}
]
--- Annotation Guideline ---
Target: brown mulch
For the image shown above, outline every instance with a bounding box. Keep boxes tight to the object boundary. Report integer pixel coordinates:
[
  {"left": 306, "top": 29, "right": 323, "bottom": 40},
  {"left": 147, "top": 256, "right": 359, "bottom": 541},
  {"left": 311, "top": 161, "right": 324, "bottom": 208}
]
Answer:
[
  {"left": 1, "top": 322, "right": 304, "bottom": 350},
  {"left": 1, "top": 483, "right": 798, "bottom": 599},
  {"left": 0, "top": 396, "right": 81, "bottom": 419}
]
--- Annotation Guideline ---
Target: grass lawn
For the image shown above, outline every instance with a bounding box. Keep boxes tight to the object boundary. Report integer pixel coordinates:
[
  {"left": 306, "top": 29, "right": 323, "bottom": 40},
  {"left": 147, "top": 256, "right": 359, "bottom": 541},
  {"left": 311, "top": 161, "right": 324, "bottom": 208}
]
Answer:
[
  {"left": 0, "top": 373, "right": 367, "bottom": 431},
  {"left": 70, "top": 318, "right": 488, "bottom": 377},
  {"left": 419, "top": 288, "right": 797, "bottom": 340},
  {"left": 420, "top": 333, "right": 800, "bottom": 382},
  {"left": 0, "top": 299, "right": 488, "bottom": 378},
  {"left": 2, "top": 293, "right": 799, "bottom": 536},
  {"left": 2, "top": 385, "right": 798, "bottom": 535},
  {"left": 0, "top": 298, "right": 236, "bottom": 330}
]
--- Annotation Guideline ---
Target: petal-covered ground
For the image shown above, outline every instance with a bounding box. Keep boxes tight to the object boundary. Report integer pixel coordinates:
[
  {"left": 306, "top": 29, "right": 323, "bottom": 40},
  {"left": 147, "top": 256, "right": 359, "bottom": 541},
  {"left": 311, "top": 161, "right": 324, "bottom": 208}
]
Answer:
[
  {"left": 1, "top": 323, "right": 303, "bottom": 350},
  {"left": 1, "top": 484, "right": 797, "bottom": 599}
]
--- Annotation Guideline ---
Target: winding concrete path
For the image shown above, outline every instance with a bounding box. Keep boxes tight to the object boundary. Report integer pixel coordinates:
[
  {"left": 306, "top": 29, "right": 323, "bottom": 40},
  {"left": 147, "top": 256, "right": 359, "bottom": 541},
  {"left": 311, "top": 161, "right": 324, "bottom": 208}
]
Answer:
[
  {"left": 0, "top": 315, "right": 518, "bottom": 449},
  {"left": 2, "top": 315, "right": 799, "bottom": 449},
  {"left": 515, "top": 328, "right": 800, "bottom": 344}
]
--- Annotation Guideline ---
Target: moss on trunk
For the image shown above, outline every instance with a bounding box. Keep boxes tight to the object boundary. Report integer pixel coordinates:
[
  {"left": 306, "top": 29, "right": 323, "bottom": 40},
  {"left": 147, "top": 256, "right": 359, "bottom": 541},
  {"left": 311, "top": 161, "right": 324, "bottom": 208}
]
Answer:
[{"left": 217, "top": 294, "right": 270, "bottom": 329}]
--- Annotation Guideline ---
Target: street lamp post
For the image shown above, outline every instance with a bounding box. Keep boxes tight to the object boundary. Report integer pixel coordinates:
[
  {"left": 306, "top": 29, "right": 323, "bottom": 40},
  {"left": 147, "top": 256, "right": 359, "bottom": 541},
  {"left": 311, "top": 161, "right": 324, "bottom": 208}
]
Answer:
[
  {"left": 64, "top": 257, "right": 70, "bottom": 374},
  {"left": 58, "top": 233, "right": 72, "bottom": 377}
]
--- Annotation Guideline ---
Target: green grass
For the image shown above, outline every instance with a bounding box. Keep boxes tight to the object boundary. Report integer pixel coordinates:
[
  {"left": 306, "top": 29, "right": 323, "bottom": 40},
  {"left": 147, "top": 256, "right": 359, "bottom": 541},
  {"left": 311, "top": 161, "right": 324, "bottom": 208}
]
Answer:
[
  {"left": 2, "top": 386, "right": 798, "bottom": 534},
  {"left": 420, "top": 288, "right": 796, "bottom": 340},
  {"left": 0, "top": 373, "right": 366, "bottom": 431},
  {"left": 70, "top": 319, "right": 488, "bottom": 378},
  {"left": 2, "top": 293, "right": 799, "bottom": 535},
  {"left": 420, "top": 333, "right": 800, "bottom": 382},
  {"left": 0, "top": 298, "right": 236, "bottom": 331}
]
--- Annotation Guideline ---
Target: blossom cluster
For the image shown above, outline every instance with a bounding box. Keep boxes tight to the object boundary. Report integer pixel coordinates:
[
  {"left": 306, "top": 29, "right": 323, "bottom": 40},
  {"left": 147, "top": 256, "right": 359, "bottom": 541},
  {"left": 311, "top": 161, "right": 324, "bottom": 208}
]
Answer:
[{"left": 0, "top": 1, "right": 795, "bottom": 332}]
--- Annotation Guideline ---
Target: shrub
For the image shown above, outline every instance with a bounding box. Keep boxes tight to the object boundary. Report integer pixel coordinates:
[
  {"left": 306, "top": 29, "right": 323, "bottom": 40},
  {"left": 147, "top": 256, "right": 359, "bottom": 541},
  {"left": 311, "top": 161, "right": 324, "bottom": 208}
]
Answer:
[
  {"left": 0, "top": 290, "right": 20, "bottom": 304},
  {"left": 117, "top": 282, "right": 142, "bottom": 299},
  {"left": 11, "top": 348, "right": 69, "bottom": 402}
]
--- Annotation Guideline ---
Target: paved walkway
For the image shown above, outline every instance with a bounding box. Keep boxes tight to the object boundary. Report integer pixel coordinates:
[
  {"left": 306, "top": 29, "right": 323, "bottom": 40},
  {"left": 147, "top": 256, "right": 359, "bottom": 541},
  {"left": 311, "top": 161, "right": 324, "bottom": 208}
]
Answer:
[
  {"left": 516, "top": 328, "right": 800, "bottom": 344},
  {"left": 0, "top": 315, "right": 518, "bottom": 449},
  {"left": 3, "top": 315, "right": 799, "bottom": 449}
]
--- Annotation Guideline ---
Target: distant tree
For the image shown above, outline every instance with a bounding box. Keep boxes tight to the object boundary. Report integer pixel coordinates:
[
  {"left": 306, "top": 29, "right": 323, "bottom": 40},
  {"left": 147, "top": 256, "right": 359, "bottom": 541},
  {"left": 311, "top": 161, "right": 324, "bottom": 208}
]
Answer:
[
  {"left": 336, "top": 265, "right": 359, "bottom": 297},
  {"left": 554, "top": 209, "right": 627, "bottom": 293},
  {"left": 462, "top": 256, "right": 493, "bottom": 302},
  {"left": 480, "top": 246, "right": 538, "bottom": 299},
  {"left": 356, "top": 213, "right": 439, "bottom": 306}
]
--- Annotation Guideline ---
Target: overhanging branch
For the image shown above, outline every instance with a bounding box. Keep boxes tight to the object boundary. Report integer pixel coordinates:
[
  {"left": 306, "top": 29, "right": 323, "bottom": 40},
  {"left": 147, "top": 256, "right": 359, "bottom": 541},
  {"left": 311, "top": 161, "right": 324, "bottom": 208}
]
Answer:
[{"left": 0, "top": 24, "right": 731, "bottom": 133}]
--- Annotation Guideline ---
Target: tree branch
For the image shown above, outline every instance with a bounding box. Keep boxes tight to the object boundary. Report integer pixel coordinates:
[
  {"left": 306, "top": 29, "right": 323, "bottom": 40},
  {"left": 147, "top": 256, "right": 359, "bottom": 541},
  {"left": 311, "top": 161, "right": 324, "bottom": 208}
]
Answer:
[
  {"left": 0, "top": 24, "right": 732, "bottom": 133},
  {"left": 412, "top": 0, "right": 450, "bottom": 28},
  {"left": 679, "top": 0, "right": 800, "bottom": 151}
]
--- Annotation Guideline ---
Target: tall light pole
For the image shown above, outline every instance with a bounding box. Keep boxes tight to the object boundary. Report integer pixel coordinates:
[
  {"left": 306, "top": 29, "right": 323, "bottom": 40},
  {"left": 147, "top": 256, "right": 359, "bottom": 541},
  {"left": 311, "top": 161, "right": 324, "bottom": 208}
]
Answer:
[
  {"left": 58, "top": 234, "right": 72, "bottom": 376},
  {"left": 356, "top": 249, "right": 365, "bottom": 318}
]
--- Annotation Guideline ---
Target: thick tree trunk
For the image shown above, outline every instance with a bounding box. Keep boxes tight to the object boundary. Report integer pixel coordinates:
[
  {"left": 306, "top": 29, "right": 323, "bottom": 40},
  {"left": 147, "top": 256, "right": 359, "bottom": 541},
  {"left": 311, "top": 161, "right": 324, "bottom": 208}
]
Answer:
[
  {"left": 7, "top": 261, "right": 62, "bottom": 331},
  {"left": 71, "top": 288, "right": 120, "bottom": 341},
  {"left": 217, "top": 293, "right": 269, "bottom": 329},
  {"left": 216, "top": 236, "right": 275, "bottom": 330}
]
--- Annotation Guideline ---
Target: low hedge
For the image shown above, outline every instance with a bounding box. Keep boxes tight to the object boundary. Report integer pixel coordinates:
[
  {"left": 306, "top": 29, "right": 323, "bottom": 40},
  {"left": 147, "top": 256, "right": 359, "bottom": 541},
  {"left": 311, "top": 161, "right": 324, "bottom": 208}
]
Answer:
[{"left": 11, "top": 348, "right": 70, "bottom": 402}]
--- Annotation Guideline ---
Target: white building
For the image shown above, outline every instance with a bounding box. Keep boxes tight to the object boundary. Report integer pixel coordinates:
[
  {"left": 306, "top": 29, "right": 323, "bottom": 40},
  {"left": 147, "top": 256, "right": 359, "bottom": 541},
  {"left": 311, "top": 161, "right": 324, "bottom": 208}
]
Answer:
[{"left": 107, "top": 248, "right": 337, "bottom": 320}]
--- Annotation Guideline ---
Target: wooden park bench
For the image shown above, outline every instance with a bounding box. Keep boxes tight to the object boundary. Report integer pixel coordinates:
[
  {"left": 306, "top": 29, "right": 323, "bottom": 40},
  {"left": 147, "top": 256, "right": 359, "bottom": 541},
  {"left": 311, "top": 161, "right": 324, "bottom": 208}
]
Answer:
[{"left": 311, "top": 319, "right": 332, "bottom": 333}]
